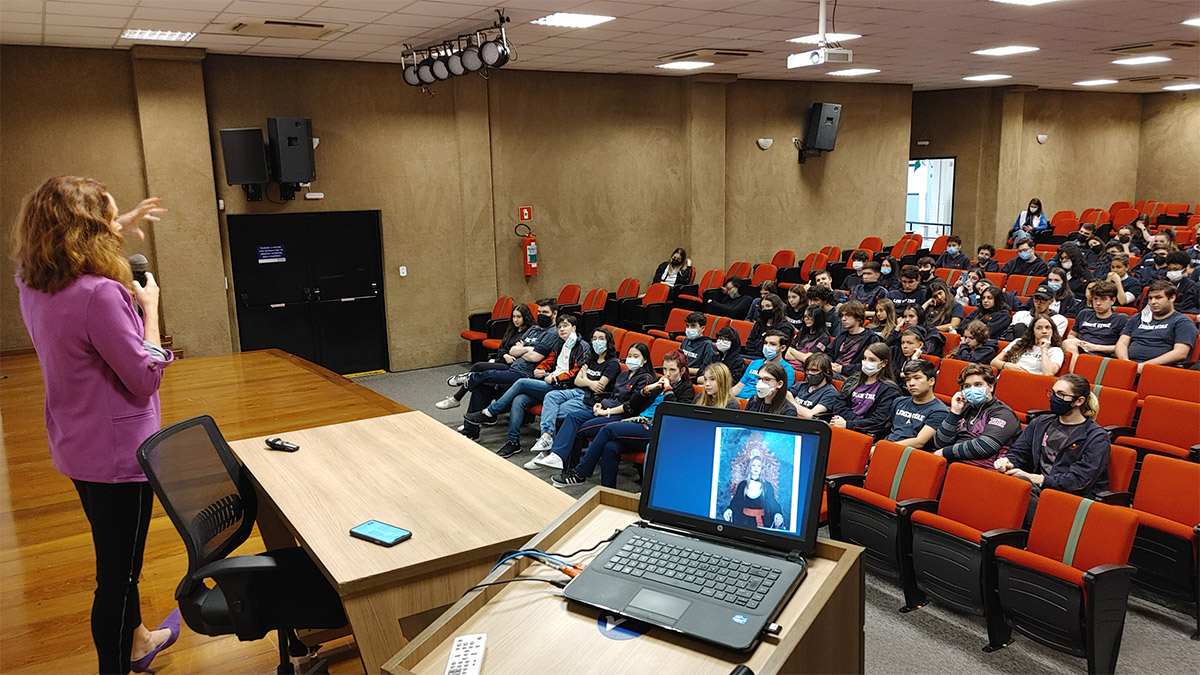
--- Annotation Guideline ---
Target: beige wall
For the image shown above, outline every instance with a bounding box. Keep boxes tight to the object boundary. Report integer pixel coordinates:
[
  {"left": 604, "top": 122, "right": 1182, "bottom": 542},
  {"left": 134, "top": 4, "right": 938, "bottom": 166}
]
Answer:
[{"left": 1137, "top": 92, "right": 1200, "bottom": 204}]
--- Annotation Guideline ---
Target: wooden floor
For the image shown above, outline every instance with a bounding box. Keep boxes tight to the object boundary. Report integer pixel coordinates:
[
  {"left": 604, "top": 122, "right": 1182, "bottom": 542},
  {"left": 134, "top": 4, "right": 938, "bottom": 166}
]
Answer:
[{"left": 0, "top": 349, "right": 408, "bottom": 675}]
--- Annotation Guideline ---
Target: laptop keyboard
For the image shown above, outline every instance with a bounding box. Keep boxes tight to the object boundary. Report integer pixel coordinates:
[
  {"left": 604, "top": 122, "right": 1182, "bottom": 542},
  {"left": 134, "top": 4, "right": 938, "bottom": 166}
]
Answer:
[{"left": 603, "top": 533, "right": 782, "bottom": 610}]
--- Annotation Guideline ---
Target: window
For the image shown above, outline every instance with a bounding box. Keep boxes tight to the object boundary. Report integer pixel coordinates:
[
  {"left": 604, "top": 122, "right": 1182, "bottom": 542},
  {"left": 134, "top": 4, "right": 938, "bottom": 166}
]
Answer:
[{"left": 906, "top": 157, "right": 955, "bottom": 239}]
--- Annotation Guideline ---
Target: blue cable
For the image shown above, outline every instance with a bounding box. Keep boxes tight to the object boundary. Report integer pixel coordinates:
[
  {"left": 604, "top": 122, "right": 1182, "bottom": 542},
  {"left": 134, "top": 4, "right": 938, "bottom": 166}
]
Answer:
[{"left": 489, "top": 550, "right": 573, "bottom": 574}]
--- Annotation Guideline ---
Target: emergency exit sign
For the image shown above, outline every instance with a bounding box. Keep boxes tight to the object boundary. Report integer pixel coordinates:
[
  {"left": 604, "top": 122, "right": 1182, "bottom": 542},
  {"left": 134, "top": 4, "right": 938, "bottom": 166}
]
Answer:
[{"left": 519, "top": 206, "right": 533, "bottom": 221}]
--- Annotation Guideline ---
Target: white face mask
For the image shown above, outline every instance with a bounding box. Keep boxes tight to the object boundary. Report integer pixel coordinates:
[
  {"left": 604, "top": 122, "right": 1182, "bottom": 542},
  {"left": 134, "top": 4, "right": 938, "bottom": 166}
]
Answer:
[
  {"left": 1061, "top": 260, "right": 1072, "bottom": 270},
  {"left": 861, "top": 360, "right": 881, "bottom": 376},
  {"left": 755, "top": 380, "right": 774, "bottom": 398},
  {"left": 1029, "top": 206, "right": 1039, "bottom": 214},
  {"left": 1167, "top": 270, "right": 1185, "bottom": 282},
  {"left": 715, "top": 339, "right": 732, "bottom": 353},
  {"left": 852, "top": 261, "right": 864, "bottom": 270}
]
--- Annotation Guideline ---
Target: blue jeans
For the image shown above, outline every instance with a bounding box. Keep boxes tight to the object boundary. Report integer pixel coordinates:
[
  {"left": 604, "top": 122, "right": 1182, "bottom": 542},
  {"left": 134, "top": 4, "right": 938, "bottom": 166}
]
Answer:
[
  {"left": 487, "top": 378, "right": 555, "bottom": 443},
  {"left": 574, "top": 420, "right": 652, "bottom": 487},
  {"left": 550, "top": 412, "right": 621, "bottom": 464},
  {"left": 539, "top": 389, "right": 589, "bottom": 435},
  {"left": 463, "top": 369, "right": 526, "bottom": 437}
]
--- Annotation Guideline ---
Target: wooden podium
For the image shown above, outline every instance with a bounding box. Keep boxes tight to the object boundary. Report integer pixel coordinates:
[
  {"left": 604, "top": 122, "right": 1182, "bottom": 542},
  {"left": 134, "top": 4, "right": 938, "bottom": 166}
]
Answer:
[{"left": 383, "top": 488, "right": 865, "bottom": 675}]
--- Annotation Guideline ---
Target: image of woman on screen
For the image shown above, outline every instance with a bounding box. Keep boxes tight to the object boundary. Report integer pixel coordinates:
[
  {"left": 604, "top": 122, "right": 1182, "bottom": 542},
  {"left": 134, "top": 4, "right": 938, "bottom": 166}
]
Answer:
[{"left": 723, "top": 454, "right": 784, "bottom": 529}]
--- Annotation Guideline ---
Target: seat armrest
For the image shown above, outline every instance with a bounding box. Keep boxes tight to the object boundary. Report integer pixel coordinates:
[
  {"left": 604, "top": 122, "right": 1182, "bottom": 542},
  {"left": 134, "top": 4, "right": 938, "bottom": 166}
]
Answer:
[
  {"left": 823, "top": 473, "right": 865, "bottom": 540},
  {"left": 676, "top": 283, "right": 699, "bottom": 298},
  {"left": 1025, "top": 409, "right": 1052, "bottom": 418},
  {"left": 467, "top": 311, "right": 491, "bottom": 333},
  {"left": 702, "top": 288, "right": 724, "bottom": 303},
  {"left": 1095, "top": 490, "right": 1133, "bottom": 507},
  {"left": 825, "top": 473, "right": 865, "bottom": 491},
  {"left": 896, "top": 498, "right": 938, "bottom": 517},
  {"left": 980, "top": 527, "right": 1028, "bottom": 552},
  {"left": 485, "top": 317, "right": 512, "bottom": 339},
  {"left": 558, "top": 303, "right": 582, "bottom": 317},
  {"left": 1191, "top": 444, "right": 1200, "bottom": 462},
  {"left": 192, "top": 555, "right": 279, "bottom": 582},
  {"left": 776, "top": 267, "right": 802, "bottom": 284},
  {"left": 1104, "top": 425, "right": 1135, "bottom": 442}
]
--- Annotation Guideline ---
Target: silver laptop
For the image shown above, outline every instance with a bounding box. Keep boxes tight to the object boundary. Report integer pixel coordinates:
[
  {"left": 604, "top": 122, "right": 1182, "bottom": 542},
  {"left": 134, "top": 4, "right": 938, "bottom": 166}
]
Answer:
[{"left": 563, "top": 402, "right": 831, "bottom": 651}]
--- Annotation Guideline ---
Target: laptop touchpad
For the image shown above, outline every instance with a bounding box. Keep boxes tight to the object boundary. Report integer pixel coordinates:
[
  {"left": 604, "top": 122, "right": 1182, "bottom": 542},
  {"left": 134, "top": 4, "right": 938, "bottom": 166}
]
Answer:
[{"left": 626, "top": 589, "right": 691, "bottom": 623}]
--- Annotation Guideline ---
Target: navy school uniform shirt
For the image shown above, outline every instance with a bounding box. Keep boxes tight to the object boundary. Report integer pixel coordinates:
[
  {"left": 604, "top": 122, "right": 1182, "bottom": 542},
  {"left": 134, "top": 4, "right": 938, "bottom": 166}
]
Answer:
[
  {"left": 1121, "top": 310, "right": 1199, "bottom": 364},
  {"left": 830, "top": 376, "right": 903, "bottom": 439},
  {"left": 953, "top": 339, "right": 999, "bottom": 364},
  {"left": 1001, "top": 255, "right": 1050, "bottom": 277},
  {"left": 1113, "top": 274, "right": 1142, "bottom": 305},
  {"left": 1072, "top": 309, "right": 1128, "bottom": 350},
  {"left": 885, "top": 396, "right": 951, "bottom": 444},
  {"left": 745, "top": 396, "right": 798, "bottom": 417},
  {"left": 976, "top": 258, "right": 1000, "bottom": 274},
  {"left": 580, "top": 356, "right": 623, "bottom": 406},
  {"left": 935, "top": 250, "right": 972, "bottom": 270},
  {"left": 889, "top": 287, "right": 928, "bottom": 311},
  {"left": 789, "top": 380, "right": 840, "bottom": 414},
  {"left": 841, "top": 272, "right": 864, "bottom": 290},
  {"left": 849, "top": 281, "right": 890, "bottom": 312},
  {"left": 965, "top": 308, "right": 1012, "bottom": 340},
  {"left": 819, "top": 305, "right": 842, "bottom": 337},
  {"left": 509, "top": 325, "right": 562, "bottom": 376},
  {"left": 679, "top": 335, "right": 717, "bottom": 374},
  {"left": 1172, "top": 276, "right": 1200, "bottom": 314},
  {"left": 828, "top": 329, "right": 883, "bottom": 377}
]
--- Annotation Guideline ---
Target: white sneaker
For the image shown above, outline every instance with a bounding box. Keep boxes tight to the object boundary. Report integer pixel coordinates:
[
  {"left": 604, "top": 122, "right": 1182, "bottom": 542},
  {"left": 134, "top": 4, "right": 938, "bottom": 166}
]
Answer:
[
  {"left": 534, "top": 452, "right": 564, "bottom": 470},
  {"left": 457, "top": 425, "right": 465, "bottom": 432},
  {"left": 447, "top": 373, "right": 470, "bottom": 387},
  {"left": 531, "top": 436, "right": 553, "bottom": 453},
  {"left": 435, "top": 396, "right": 461, "bottom": 410},
  {"left": 523, "top": 453, "right": 547, "bottom": 470}
]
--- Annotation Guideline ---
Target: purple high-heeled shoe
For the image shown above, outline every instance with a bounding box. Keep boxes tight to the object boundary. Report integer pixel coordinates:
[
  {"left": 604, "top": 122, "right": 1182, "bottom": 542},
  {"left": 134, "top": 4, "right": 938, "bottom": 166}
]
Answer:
[{"left": 131, "top": 608, "right": 181, "bottom": 674}]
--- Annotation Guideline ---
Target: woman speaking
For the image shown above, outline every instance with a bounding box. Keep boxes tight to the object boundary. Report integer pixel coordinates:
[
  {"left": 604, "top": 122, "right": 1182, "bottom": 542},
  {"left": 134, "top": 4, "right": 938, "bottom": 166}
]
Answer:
[{"left": 13, "top": 176, "right": 179, "bottom": 674}]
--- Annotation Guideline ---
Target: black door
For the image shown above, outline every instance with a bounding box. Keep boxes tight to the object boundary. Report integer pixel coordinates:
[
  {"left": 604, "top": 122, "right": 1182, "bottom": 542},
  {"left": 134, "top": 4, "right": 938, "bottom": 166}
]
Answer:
[{"left": 228, "top": 211, "right": 388, "bottom": 374}]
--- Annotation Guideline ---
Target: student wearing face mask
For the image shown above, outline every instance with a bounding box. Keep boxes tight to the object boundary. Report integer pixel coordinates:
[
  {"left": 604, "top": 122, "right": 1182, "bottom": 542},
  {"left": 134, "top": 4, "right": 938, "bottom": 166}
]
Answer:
[
  {"left": 840, "top": 250, "right": 873, "bottom": 290},
  {"left": 679, "top": 311, "right": 717, "bottom": 378},
  {"left": 733, "top": 330, "right": 795, "bottom": 399},
  {"left": 828, "top": 343, "right": 902, "bottom": 440},
  {"left": 744, "top": 292, "right": 794, "bottom": 355},
  {"left": 746, "top": 361, "right": 797, "bottom": 416},
  {"left": 807, "top": 284, "right": 842, "bottom": 337},
  {"left": 527, "top": 342, "right": 656, "bottom": 471},
  {"left": 552, "top": 351, "right": 694, "bottom": 488},
  {"left": 465, "top": 314, "right": 589, "bottom": 457},
  {"left": 931, "top": 364, "right": 1021, "bottom": 469},
  {"left": 745, "top": 280, "right": 780, "bottom": 323},
  {"left": 1034, "top": 268, "right": 1083, "bottom": 318},
  {"left": 526, "top": 327, "right": 620, "bottom": 458},
  {"left": 1009, "top": 197, "right": 1049, "bottom": 243},
  {"left": 935, "top": 235, "right": 972, "bottom": 270},
  {"left": 438, "top": 303, "right": 534, "bottom": 410},
  {"left": 713, "top": 325, "right": 747, "bottom": 383},
  {"left": 916, "top": 257, "right": 938, "bottom": 287},
  {"left": 849, "top": 262, "right": 890, "bottom": 317},
  {"left": 996, "top": 374, "right": 1110, "bottom": 526},
  {"left": 1001, "top": 239, "right": 1050, "bottom": 277},
  {"left": 786, "top": 352, "right": 840, "bottom": 419},
  {"left": 706, "top": 278, "right": 753, "bottom": 319},
  {"left": 975, "top": 244, "right": 1000, "bottom": 273},
  {"left": 652, "top": 247, "right": 693, "bottom": 291},
  {"left": 1135, "top": 244, "right": 1173, "bottom": 284},
  {"left": 953, "top": 268, "right": 985, "bottom": 307},
  {"left": 1112, "top": 225, "right": 1141, "bottom": 257},
  {"left": 1164, "top": 250, "right": 1200, "bottom": 313},
  {"left": 784, "top": 305, "right": 831, "bottom": 365},
  {"left": 877, "top": 255, "right": 901, "bottom": 290},
  {"left": 1051, "top": 243, "right": 1092, "bottom": 300},
  {"left": 829, "top": 301, "right": 883, "bottom": 377}
]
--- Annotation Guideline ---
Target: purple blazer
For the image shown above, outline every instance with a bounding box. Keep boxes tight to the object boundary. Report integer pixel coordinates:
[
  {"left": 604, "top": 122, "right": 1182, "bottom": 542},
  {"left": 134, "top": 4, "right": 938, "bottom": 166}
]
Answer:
[{"left": 17, "top": 274, "right": 172, "bottom": 483}]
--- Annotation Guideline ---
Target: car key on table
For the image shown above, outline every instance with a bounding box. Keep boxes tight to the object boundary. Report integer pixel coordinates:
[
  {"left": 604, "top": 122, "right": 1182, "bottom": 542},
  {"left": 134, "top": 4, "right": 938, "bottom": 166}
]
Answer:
[{"left": 265, "top": 437, "right": 300, "bottom": 452}]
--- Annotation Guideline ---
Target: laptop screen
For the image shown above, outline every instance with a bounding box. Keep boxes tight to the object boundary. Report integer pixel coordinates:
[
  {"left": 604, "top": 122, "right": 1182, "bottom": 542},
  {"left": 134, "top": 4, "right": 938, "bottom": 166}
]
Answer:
[{"left": 640, "top": 404, "right": 830, "bottom": 554}]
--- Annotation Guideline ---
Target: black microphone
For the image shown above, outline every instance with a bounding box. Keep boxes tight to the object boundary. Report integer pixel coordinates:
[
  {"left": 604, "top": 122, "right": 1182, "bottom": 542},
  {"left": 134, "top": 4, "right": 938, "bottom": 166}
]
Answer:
[{"left": 129, "top": 254, "right": 148, "bottom": 287}]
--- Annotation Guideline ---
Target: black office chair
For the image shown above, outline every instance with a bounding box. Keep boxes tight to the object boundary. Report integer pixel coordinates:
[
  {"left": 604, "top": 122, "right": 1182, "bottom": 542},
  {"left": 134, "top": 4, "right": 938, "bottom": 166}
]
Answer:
[{"left": 137, "top": 415, "right": 348, "bottom": 674}]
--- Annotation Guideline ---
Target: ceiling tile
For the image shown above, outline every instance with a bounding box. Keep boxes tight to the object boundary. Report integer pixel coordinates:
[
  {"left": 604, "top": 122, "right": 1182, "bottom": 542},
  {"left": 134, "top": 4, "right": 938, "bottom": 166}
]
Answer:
[{"left": 45, "top": 1, "right": 132, "bottom": 19}]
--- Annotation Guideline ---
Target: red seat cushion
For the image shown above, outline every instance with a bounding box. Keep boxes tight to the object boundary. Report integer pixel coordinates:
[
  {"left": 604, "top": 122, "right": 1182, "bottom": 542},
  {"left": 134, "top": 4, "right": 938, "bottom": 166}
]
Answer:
[
  {"left": 461, "top": 330, "right": 488, "bottom": 341},
  {"left": 1116, "top": 436, "right": 1190, "bottom": 460},
  {"left": 995, "top": 545, "right": 1085, "bottom": 588},
  {"left": 910, "top": 510, "right": 983, "bottom": 545},
  {"left": 840, "top": 485, "right": 897, "bottom": 513},
  {"left": 1133, "top": 510, "right": 1198, "bottom": 542},
  {"left": 482, "top": 339, "right": 501, "bottom": 350}
]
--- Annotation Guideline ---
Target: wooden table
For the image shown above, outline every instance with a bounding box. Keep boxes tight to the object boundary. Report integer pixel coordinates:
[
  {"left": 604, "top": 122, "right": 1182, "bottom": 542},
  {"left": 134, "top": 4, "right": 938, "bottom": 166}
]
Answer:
[
  {"left": 384, "top": 488, "right": 866, "bottom": 675},
  {"left": 227, "top": 412, "right": 575, "bottom": 674}
]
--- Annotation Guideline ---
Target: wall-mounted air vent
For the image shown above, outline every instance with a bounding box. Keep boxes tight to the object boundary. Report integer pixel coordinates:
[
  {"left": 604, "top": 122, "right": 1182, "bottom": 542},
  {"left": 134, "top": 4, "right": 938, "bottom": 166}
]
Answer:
[
  {"left": 1099, "top": 40, "right": 1197, "bottom": 55},
  {"left": 660, "top": 48, "right": 759, "bottom": 64},
  {"left": 224, "top": 18, "right": 345, "bottom": 39}
]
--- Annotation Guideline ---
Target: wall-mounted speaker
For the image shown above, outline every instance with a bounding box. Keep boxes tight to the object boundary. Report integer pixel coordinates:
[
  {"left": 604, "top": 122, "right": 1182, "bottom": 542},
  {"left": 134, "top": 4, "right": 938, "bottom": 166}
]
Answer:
[
  {"left": 804, "top": 102, "right": 841, "bottom": 152},
  {"left": 219, "top": 128, "right": 269, "bottom": 185},
  {"left": 267, "top": 117, "right": 315, "bottom": 184}
]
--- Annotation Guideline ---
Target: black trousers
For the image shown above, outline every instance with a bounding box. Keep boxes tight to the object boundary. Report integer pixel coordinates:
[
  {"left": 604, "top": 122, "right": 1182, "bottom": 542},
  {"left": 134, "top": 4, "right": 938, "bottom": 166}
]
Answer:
[{"left": 73, "top": 479, "right": 154, "bottom": 675}]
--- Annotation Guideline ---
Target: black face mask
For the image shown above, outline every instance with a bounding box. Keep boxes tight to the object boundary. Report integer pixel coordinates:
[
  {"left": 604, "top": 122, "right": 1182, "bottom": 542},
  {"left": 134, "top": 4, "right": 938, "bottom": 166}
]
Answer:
[
  {"left": 671, "top": 258, "right": 682, "bottom": 266},
  {"left": 1049, "top": 395, "right": 1075, "bottom": 416},
  {"left": 1090, "top": 244, "right": 1103, "bottom": 254},
  {"left": 536, "top": 314, "right": 553, "bottom": 328},
  {"left": 920, "top": 270, "right": 933, "bottom": 281},
  {"left": 1118, "top": 235, "right": 1131, "bottom": 243}
]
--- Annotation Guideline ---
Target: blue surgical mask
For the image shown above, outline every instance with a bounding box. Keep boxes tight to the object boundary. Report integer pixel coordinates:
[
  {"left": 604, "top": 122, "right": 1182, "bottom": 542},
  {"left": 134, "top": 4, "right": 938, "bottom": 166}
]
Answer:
[
  {"left": 1047, "top": 281, "right": 1062, "bottom": 292},
  {"left": 946, "top": 246, "right": 959, "bottom": 255},
  {"left": 1019, "top": 249, "right": 1034, "bottom": 261},
  {"left": 685, "top": 327, "right": 701, "bottom": 340},
  {"left": 564, "top": 332, "right": 578, "bottom": 347},
  {"left": 762, "top": 345, "right": 778, "bottom": 360},
  {"left": 592, "top": 339, "right": 607, "bottom": 354},
  {"left": 963, "top": 385, "right": 988, "bottom": 405},
  {"left": 881, "top": 266, "right": 892, "bottom": 275},
  {"left": 625, "top": 357, "right": 642, "bottom": 370}
]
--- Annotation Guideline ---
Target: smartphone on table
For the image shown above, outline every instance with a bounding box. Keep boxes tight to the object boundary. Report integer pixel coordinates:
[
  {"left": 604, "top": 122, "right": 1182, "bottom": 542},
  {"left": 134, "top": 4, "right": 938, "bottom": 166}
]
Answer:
[{"left": 349, "top": 520, "right": 412, "bottom": 547}]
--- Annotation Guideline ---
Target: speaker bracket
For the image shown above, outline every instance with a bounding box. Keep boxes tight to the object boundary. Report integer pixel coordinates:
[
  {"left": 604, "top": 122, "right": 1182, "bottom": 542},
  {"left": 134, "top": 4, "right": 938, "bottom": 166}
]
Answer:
[
  {"left": 278, "top": 183, "right": 298, "bottom": 201},
  {"left": 240, "top": 184, "right": 263, "bottom": 201}
]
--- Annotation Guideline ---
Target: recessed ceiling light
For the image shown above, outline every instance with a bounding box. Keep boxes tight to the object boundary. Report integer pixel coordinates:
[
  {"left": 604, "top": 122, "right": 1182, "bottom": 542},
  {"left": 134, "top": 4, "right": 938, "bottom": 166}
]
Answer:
[
  {"left": 655, "top": 61, "right": 714, "bottom": 70},
  {"left": 121, "top": 28, "right": 196, "bottom": 42},
  {"left": 989, "top": 0, "right": 1062, "bottom": 5},
  {"left": 1073, "top": 79, "right": 1118, "bottom": 86},
  {"left": 963, "top": 74, "right": 1012, "bottom": 81},
  {"left": 787, "top": 33, "right": 862, "bottom": 44},
  {"left": 828, "top": 68, "right": 880, "bottom": 77},
  {"left": 972, "top": 45, "right": 1039, "bottom": 56},
  {"left": 530, "top": 13, "right": 615, "bottom": 28},
  {"left": 1182, "top": 18, "right": 1200, "bottom": 27},
  {"left": 1164, "top": 83, "right": 1200, "bottom": 91},
  {"left": 1112, "top": 55, "right": 1171, "bottom": 65}
]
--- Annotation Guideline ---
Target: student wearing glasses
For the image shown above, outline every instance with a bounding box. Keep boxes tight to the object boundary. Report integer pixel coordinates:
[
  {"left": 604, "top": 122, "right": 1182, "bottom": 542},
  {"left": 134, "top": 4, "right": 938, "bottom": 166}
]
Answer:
[
  {"left": 745, "top": 361, "right": 797, "bottom": 416},
  {"left": 995, "top": 374, "right": 1110, "bottom": 526}
]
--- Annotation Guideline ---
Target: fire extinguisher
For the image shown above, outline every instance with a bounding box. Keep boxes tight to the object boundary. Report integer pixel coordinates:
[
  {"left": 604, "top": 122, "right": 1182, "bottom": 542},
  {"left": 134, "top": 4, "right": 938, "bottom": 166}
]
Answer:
[{"left": 516, "top": 223, "right": 538, "bottom": 276}]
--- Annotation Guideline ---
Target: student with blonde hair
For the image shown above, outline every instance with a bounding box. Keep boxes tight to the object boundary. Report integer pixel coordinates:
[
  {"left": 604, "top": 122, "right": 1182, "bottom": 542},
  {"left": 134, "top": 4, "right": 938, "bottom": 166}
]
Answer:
[{"left": 696, "top": 362, "right": 738, "bottom": 409}]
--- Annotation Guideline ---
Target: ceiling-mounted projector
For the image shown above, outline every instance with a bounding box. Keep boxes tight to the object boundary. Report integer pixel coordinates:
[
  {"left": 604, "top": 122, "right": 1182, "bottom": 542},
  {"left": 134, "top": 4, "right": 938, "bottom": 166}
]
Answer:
[{"left": 787, "top": 47, "right": 853, "bottom": 68}]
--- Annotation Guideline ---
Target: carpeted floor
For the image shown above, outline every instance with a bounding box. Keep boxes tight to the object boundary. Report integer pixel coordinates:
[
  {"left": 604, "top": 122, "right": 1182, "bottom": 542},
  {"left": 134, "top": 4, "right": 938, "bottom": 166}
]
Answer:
[{"left": 355, "top": 363, "right": 1199, "bottom": 675}]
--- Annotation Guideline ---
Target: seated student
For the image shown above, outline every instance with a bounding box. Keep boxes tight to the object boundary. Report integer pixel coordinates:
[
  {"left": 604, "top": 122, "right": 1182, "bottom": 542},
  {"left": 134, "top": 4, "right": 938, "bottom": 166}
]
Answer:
[
  {"left": 695, "top": 362, "right": 739, "bottom": 410},
  {"left": 744, "top": 292, "right": 794, "bottom": 355},
  {"left": 829, "top": 343, "right": 902, "bottom": 440},
  {"left": 783, "top": 285, "right": 807, "bottom": 328},
  {"left": 869, "top": 298, "right": 899, "bottom": 344},
  {"left": 1187, "top": 224, "right": 1200, "bottom": 268},
  {"left": 1064, "top": 221, "right": 1098, "bottom": 247},
  {"left": 1039, "top": 267, "right": 1083, "bottom": 318},
  {"left": 460, "top": 299, "right": 561, "bottom": 439},
  {"left": 953, "top": 267, "right": 986, "bottom": 307},
  {"left": 784, "top": 305, "right": 831, "bottom": 364},
  {"left": 993, "top": 314, "right": 1065, "bottom": 376},
  {"left": 964, "top": 286, "right": 1012, "bottom": 340},
  {"left": 733, "top": 330, "right": 796, "bottom": 399},
  {"left": 895, "top": 303, "right": 946, "bottom": 357},
  {"left": 948, "top": 320, "right": 999, "bottom": 364},
  {"left": 931, "top": 363, "right": 1021, "bottom": 469},
  {"left": 1104, "top": 252, "right": 1141, "bottom": 306},
  {"left": 1116, "top": 280, "right": 1200, "bottom": 372},
  {"left": 526, "top": 327, "right": 621, "bottom": 457},
  {"left": 809, "top": 267, "right": 847, "bottom": 304},
  {"left": 706, "top": 277, "right": 754, "bottom": 319},
  {"left": 464, "top": 314, "right": 589, "bottom": 456},
  {"left": 891, "top": 328, "right": 928, "bottom": 368},
  {"left": 1011, "top": 285, "right": 1069, "bottom": 338},
  {"left": 878, "top": 256, "right": 901, "bottom": 290},
  {"left": 787, "top": 352, "right": 840, "bottom": 419},
  {"left": 552, "top": 350, "right": 694, "bottom": 488},
  {"left": 889, "top": 265, "right": 928, "bottom": 311},
  {"left": 1165, "top": 250, "right": 1200, "bottom": 314},
  {"left": 1082, "top": 233, "right": 1110, "bottom": 277},
  {"left": 916, "top": 257, "right": 938, "bottom": 288},
  {"left": 652, "top": 247, "right": 694, "bottom": 290},
  {"left": 438, "top": 303, "right": 533, "bottom": 409},
  {"left": 829, "top": 301, "right": 883, "bottom": 378},
  {"left": 679, "top": 311, "right": 717, "bottom": 378},
  {"left": 849, "top": 262, "right": 890, "bottom": 316},
  {"left": 975, "top": 244, "right": 1000, "bottom": 273},
  {"left": 1064, "top": 280, "right": 1127, "bottom": 359},
  {"left": 1009, "top": 197, "right": 1049, "bottom": 243},
  {"left": 885, "top": 359, "right": 951, "bottom": 449},
  {"left": 995, "top": 374, "right": 1110, "bottom": 526},
  {"left": 1112, "top": 224, "right": 1141, "bottom": 257},
  {"left": 840, "top": 249, "right": 873, "bottom": 290},
  {"left": 527, "top": 342, "right": 655, "bottom": 470},
  {"left": 923, "top": 278, "right": 964, "bottom": 333},
  {"left": 1051, "top": 243, "right": 1092, "bottom": 300},
  {"left": 713, "top": 325, "right": 747, "bottom": 383},
  {"left": 807, "top": 284, "right": 842, "bottom": 337},
  {"left": 1135, "top": 243, "right": 1173, "bottom": 283},
  {"left": 745, "top": 280, "right": 780, "bottom": 323},
  {"left": 936, "top": 235, "right": 972, "bottom": 270},
  {"left": 1001, "top": 238, "right": 1050, "bottom": 277},
  {"left": 745, "top": 361, "right": 798, "bottom": 416}
]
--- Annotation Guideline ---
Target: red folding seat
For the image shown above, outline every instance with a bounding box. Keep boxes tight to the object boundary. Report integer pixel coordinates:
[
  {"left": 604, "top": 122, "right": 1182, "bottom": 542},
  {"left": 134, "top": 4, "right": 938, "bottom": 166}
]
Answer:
[
  {"left": 460, "top": 296, "right": 513, "bottom": 362},
  {"left": 1109, "top": 396, "right": 1200, "bottom": 462},
  {"left": 1134, "top": 364, "right": 1200, "bottom": 406},
  {"left": 1070, "top": 355, "right": 1137, "bottom": 392},
  {"left": 648, "top": 307, "right": 690, "bottom": 339},
  {"left": 818, "top": 427, "right": 872, "bottom": 523}
]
